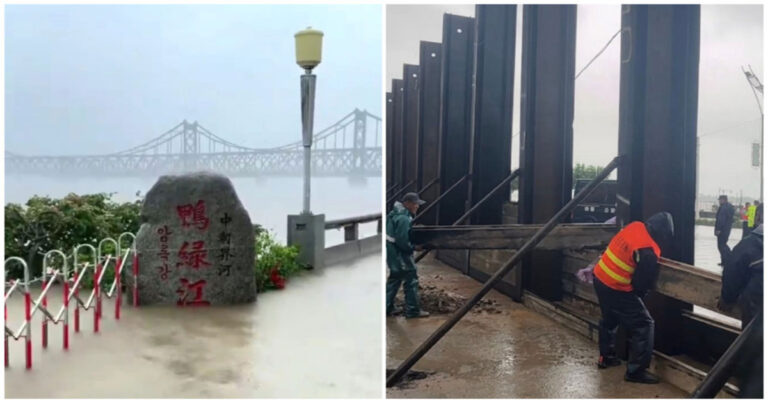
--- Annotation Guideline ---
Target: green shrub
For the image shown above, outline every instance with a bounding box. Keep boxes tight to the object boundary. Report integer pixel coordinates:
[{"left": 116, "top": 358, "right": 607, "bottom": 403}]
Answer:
[{"left": 254, "top": 230, "right": 307, "bottom": 292}]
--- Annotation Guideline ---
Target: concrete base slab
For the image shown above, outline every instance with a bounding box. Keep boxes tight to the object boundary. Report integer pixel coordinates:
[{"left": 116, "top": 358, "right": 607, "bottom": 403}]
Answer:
[{"left": 386, "top": 256, "right": 687, "bottom": 398}]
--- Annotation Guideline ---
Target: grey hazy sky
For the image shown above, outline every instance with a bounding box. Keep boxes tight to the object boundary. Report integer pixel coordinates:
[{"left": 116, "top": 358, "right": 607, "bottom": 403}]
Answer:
[
  {"left": 5, "top": 4, "right": 382, "bottom": 153},
  {"left": 387, "top": 4, "right": 764, "bottom": 201}
]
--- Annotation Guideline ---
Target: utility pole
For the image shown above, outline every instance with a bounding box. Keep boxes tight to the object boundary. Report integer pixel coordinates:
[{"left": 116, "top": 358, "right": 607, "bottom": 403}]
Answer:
[{"left": 742, "top": 65, "right": 763, "bottom": 201}]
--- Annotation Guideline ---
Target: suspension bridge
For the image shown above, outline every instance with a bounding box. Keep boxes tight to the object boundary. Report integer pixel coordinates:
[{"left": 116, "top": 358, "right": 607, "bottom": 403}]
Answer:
[{"left": 5, "top": 109, "right": 381, "bottom": 178}]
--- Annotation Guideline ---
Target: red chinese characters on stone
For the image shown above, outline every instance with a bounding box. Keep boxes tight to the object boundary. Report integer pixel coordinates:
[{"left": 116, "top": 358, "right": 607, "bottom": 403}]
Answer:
[
  {"left": 176, "top": 278, "right": 210, "bottom": 306},
  {"left": 176, "top": 200, "right": 210, "bottom": 231},
  {"left": 176, "top": 241, "right": 211, "bottom": 269}
]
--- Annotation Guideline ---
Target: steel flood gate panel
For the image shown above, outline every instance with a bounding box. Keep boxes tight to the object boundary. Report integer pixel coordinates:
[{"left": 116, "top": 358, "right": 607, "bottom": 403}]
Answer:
[
  {"left": 386, "top": 91, "right": 394, "bottom": 188},
  {"left": 418, "top": 41, "right": 444, "bottom": 225},
  {"left": 518, "top": 5, "right": 577, "bottom": 302},
  {"left": 392, "top": 79, "right": 406, "bottom": 192},
  {"left": 471, "top": 4, "right": 518, "bottom": 225},
  {"left": 437, "top": 14, "right": 476, "bottom": 226},
  {"left": 617, "top": 5, "right": 700, "bottom": 356},
  {"left": 403, "top": 64, "right": 422, "bottom": 190}
]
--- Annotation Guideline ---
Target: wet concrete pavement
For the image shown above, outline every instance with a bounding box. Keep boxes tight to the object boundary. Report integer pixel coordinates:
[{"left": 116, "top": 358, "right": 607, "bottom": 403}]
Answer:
[
  {"left": 5, "top": 254, "right": 382, "bottom": 398},
  {"left": 386, "top": 257, "right": 687, "bottom": 398}
]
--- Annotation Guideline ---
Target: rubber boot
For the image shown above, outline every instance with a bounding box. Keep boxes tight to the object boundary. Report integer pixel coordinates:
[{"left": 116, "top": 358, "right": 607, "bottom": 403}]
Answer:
[
  {"left": 597, "top": 355, "right": 622, "bottom": 369},
  {"left": 624, "top": 370, "right": 660, "bottom": 384}
]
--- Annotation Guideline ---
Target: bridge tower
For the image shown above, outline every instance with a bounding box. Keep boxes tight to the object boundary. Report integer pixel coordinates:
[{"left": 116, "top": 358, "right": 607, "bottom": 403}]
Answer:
[
  {"left": 182, "top": 120, "right": 200, "bottom": 172},
  {"left": 353, "top": 109, "right": 367, "bottom": 171}
]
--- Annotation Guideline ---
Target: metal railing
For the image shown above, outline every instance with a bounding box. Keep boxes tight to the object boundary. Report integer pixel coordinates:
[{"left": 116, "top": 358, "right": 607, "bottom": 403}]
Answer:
[
  {"left": 326, "top": 213, "right": 382, "bottom": 241},
  {"left": 4, "top": 234, "right": 137, "bottom": 370}
]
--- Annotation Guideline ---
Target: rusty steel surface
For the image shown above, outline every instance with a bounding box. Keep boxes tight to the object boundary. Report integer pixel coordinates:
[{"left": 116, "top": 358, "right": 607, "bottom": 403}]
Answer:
[{"left": 412, "top": 223, "right": 617, "bottom": 250}]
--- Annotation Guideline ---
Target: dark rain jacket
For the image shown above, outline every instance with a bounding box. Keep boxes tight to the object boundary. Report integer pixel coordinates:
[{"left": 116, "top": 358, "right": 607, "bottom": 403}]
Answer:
[
  {"left": 631, "top": 212, "right": 675, "bottom": 297},
  {"left": 715, "top": 202, "right": 735, "bottom": 234},
  {"left": 722, "top": 226, "right": 763, "bottom": 327},
  {"left": 386, "top": 201, "right": 417, "bottom": 272}
]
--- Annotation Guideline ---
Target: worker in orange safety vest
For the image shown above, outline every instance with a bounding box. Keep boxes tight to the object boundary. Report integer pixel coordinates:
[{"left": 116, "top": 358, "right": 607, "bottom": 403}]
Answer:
[{"left": 593, "top": 212, "right": 674, "bottom": 384}]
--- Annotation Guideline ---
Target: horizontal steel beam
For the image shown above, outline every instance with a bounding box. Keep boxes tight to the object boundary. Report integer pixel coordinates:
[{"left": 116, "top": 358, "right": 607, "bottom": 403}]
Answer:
[
  {"left": 657, "top": 258, "right": 737, "bottom": 318},
  {"left": 563, "top": 250, "right": 738, "bottom": 319},
  {"left": 412, "top": 223, "right": 617, "bottom": 250}
]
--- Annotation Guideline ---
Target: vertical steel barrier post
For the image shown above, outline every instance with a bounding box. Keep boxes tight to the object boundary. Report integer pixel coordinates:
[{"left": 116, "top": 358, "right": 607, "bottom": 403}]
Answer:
[
  {"left": 22, "top": 259, "right": 32, "bottom": 369},
  {"left": 4, "top": 277, "right": 6, "bottom": 367},
  {"left": 62, "top": 260, "right": 69, "bottom": 350},
  {"left": 74, "top": 244, "right": 97, "bottom": 333},
  {"left": 118, "top": 232, "right": 137, "bottom": 307},
  {"left": 41, "top": 266, "right": 48, "bottom": 349},
  {"left": 4, "top": 258, "right": 28, "bottom": 368},
  {"left": 96, "top": 238, "right": 116, "bottom": 332},
  {"left": 43, "top": 250, "right": 68, "bottom": 351},
  {"left": 97, "top": 238, "right": 118, "bottom": 331}
]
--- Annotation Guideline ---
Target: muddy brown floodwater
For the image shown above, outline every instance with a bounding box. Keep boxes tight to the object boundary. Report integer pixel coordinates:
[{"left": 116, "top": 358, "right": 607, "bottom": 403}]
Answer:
[
  {"left": 5, "top": 254, "right": 382, "bottom": 398},
  {"left": 386, "top": 256, "right": 687, "bottom": 399}
]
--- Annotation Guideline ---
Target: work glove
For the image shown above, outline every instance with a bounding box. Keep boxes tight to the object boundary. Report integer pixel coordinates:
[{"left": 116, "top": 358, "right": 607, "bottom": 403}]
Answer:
[{"left": 576, "top": 266, "right": 594, "bottom": 284}]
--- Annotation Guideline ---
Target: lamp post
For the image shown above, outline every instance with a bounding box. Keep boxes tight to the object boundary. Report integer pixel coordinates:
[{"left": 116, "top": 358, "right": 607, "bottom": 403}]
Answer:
[
  {"left": 742, "top": 65, "right": 763, "bottom": 201},
  {"left": 295, "top": 27, "right": 323, "bottom": 214},
  {"left": 287, "top": 27, "right": 325, "bottom": 270}
]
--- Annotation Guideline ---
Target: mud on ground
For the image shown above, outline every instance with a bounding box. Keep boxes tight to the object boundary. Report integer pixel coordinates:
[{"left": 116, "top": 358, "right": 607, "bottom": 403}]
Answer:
[
  {"left": 392, "top": 274, "right": 502, "bottom": 315},
  {"left": 385, "top": 369, "right": 435, "bottom": 389}
]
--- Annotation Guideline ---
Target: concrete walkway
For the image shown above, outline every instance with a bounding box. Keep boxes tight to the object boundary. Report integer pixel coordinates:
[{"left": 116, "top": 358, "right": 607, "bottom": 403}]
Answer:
[{"left": 386, "top": 257, "right": 687, "bottom": 398}]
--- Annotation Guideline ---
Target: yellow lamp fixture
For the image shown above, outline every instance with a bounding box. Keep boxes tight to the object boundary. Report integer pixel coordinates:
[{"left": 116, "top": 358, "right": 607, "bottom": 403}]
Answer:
[{"left": 294, "top": 27, "right": 324, "bottom": 72}]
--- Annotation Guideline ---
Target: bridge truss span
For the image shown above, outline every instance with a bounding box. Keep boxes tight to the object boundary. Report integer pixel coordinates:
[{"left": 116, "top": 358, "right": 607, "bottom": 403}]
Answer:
[{"left": 6, "top": 109, "right": 381, "bottom": 178}]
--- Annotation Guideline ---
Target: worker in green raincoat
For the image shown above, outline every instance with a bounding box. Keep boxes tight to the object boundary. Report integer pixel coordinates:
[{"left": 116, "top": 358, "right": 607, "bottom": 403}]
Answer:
[{"left": 386, "top": 192, "right": 430, "bottom": 318}]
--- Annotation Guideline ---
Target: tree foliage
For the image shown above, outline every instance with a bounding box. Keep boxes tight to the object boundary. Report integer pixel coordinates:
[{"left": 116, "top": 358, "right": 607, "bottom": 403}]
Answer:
[
  {"left": 5, "top": 193, "right": 142, "bottom": 279},
  {"left": 573, "top": 163, "right": 605, "bottom": 181}
]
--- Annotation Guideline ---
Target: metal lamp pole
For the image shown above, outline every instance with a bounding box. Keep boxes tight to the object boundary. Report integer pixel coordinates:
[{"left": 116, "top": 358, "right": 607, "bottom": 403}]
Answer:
[
  {"left": 301, "top": 71, "right": 316, "bottom": 214},
  {"left": 742, "top": 65, "right": 763, "bottom": 201},
  {"left": 295, "top": 27, "right": 323, "bottom": 214}
]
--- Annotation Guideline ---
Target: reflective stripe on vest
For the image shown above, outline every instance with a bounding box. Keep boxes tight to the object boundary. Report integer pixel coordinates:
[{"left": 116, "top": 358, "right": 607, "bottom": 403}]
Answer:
[{"left": 594, "top": 221, "right": 661, "bottom": 292}]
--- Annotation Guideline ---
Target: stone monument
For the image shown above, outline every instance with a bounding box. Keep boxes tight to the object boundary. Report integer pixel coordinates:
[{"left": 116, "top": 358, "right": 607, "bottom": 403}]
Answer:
[{"left": 131, "top": 172, "right": 256, "bottom": 305}]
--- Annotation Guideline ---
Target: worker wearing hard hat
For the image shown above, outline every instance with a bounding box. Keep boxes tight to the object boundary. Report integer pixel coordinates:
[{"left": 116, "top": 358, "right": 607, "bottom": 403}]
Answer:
[{"left": 592, "top": 212, "right": 674, "bottom": 384}]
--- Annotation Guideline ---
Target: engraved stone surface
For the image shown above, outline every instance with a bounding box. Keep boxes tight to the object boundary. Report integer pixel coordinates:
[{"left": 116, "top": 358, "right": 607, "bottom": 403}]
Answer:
[{"left": 132, "top": 172, "right": 256, "bottom": 305}]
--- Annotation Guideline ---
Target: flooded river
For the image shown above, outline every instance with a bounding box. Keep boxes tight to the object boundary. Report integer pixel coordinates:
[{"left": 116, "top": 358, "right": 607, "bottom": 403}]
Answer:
[{"left": 4, "top": 254, "right": 382, "bottom": 398}]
